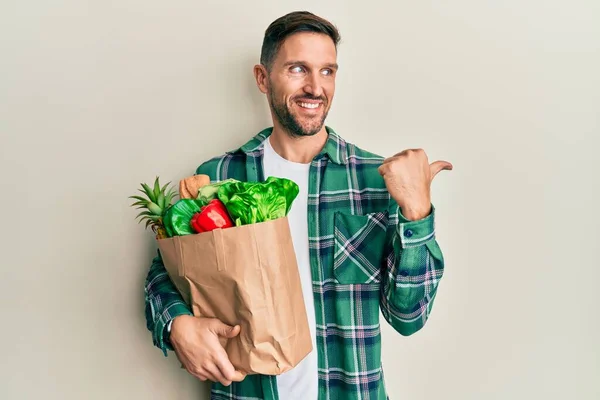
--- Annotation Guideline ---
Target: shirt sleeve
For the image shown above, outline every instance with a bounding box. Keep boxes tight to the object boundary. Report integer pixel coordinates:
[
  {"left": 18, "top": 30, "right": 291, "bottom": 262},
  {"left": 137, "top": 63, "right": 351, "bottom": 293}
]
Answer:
[
  {"left": 144, "top": 249, "right": 193, "bottom": 356},
  {"left": 379, "top": 200, "right": 445, "bottom": 336}
]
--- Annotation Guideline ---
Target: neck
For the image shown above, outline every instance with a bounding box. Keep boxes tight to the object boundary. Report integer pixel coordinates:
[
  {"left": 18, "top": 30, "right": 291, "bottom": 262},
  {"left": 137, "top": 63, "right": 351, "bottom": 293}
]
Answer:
[{"left": 269, "top": 124, "right": 328, "bottom": 164}]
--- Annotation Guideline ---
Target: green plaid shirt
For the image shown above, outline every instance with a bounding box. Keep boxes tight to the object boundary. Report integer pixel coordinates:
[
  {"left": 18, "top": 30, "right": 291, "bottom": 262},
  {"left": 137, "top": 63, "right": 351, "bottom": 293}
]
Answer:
[{"left": 144, "top": 126, "right": 445, "bottom": 400}]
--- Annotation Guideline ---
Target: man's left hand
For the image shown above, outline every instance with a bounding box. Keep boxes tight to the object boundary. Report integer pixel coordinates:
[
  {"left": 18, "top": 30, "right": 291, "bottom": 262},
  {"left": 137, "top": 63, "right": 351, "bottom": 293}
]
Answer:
[{"left": 378, "top": 149, "right": 453, "bottom": 221}]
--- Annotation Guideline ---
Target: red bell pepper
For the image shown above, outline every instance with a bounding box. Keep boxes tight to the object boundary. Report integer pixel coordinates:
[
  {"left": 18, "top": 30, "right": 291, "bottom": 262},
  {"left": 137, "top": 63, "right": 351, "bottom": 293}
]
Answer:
[{"left": 190, "top": 199, "right": 234, "bottom": 233}]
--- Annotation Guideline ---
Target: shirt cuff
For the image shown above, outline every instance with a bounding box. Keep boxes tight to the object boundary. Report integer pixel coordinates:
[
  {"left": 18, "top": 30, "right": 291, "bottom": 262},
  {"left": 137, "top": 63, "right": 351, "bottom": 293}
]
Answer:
[
  {"left": 396, "top": 203, "right": 436, "bottom": 248},
  {"left": 155, "top": 305, "right": 193, "bottom": 355}
]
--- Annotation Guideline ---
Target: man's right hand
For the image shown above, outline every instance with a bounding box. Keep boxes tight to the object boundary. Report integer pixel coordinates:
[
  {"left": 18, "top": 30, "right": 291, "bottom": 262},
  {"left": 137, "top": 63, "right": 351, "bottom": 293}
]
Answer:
[{"left": 169, "top": 315, "right": 247, "bottom": 386}]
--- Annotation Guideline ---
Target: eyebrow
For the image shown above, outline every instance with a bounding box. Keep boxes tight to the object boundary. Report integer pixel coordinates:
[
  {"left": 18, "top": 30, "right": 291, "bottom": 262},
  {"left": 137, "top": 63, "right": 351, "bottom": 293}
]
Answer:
[{"left": 282, "top": 60, "right": 339, "bottom": 70}]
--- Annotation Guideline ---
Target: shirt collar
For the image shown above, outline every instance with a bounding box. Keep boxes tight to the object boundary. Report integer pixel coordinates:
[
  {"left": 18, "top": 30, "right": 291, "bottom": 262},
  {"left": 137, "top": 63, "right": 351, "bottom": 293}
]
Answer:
[{"left": 228, "top": 126, "right": 348, "bottom": 165}]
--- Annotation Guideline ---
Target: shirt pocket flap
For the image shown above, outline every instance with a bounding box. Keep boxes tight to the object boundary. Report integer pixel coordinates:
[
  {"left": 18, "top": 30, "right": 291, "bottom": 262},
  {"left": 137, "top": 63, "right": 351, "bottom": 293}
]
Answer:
[{"left": 333, "top": 210, "right": 389, "bottom": 284}]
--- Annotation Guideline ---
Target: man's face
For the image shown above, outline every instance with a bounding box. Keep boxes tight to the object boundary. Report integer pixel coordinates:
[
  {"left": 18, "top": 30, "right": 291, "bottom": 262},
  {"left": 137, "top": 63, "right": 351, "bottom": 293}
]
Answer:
[{"left": 265, "top": 32, "right": 338, "bottom": 137}]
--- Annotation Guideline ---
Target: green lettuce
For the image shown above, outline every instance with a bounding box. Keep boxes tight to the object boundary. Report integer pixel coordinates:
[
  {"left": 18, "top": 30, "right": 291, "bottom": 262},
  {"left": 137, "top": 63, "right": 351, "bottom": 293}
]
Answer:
[
  {"left": 217, "top": 176, "right": 299, "bottom": 226},
  {"left": 196, "top": 178, "right": 239, "bottom": 205},
  {"left": 162, "top": 198, "right": 205, "bottom": 237}
]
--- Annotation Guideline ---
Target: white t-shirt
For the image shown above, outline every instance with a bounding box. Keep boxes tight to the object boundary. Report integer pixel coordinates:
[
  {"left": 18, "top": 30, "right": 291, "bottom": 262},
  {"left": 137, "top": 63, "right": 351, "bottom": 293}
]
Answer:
[{"left": 262, "top": 137, "right": 318, "bottom": 400}]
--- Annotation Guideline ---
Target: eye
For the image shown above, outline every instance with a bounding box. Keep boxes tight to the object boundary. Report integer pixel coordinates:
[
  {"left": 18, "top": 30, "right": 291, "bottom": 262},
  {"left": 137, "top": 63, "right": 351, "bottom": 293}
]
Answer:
[
  {"left": 321, "top": 68, "right": 333, "bottom": 76},
  {"left": 290, "top": 66, "right": 305, "bottom": 73}
]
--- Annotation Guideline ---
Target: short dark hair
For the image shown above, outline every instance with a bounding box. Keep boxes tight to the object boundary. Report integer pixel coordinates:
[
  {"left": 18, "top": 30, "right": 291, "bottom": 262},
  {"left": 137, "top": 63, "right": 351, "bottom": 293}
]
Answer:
[{"left": 260, "top": 11, "right": 341, "bottom": 71}]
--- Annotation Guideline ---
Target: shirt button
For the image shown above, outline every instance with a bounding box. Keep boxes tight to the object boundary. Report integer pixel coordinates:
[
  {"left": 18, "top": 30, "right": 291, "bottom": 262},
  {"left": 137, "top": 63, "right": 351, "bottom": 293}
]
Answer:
[{"left": 404, "top": 229, "right": 414, "bottom": 238}]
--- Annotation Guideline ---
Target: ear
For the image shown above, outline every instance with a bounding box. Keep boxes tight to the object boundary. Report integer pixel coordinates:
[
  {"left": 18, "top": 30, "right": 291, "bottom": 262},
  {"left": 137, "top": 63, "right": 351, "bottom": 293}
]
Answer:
[{"left": 253, "top": 64, "right": 269, "bottom": 94}]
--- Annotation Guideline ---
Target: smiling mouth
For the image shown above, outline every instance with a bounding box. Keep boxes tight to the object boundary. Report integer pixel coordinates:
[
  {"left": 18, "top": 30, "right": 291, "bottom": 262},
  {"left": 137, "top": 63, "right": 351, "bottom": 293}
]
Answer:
[{"left": 295, "top": 100, "right": 323, "bottom": 110}]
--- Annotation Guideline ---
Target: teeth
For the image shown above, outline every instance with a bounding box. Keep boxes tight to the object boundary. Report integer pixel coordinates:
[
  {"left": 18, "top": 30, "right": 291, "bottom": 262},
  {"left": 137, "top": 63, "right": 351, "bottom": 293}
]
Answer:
[{"left": 299, "top": 102, "right": 319, "bottom": 109}]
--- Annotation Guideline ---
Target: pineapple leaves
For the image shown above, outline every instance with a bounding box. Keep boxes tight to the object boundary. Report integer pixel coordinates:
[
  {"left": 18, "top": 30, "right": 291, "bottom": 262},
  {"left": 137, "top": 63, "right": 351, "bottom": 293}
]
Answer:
[
  {"left": 160, "top": 182, "right": 171, "bottom": 195},
  {"left": 141, "top": 185, "right": 156, "bottom": 202},
  {"left": 129, "top": 195, "right": 148, "bottom": 202},
  {"left": 135, "top": 210, "right": 153, "bottom": 219},
  {"left": 129, "top": 176, "right": 178, "bottom": 234},
  {"left": 157, "top": 192, "right": 166, "bottom": 209}
]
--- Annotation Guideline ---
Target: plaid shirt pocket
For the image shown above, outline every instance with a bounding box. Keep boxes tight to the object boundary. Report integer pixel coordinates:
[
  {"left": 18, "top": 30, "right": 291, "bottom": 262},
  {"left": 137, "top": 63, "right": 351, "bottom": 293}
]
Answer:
[{"left": 333, "top": 210, "right": 389, "bottom": 284}]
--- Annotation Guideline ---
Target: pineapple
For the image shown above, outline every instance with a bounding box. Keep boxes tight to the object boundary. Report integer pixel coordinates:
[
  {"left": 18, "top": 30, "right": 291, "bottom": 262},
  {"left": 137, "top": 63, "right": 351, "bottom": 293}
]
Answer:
[{"left": 129, "top": 176, "right": 177, "bottom": 239}]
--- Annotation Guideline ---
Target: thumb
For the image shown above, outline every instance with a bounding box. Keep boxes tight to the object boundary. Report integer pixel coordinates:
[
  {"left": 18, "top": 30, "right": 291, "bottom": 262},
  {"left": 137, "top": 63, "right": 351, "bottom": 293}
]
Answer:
[
  {"left": 429, "top": 160, "right": 453, "bottom": 180},
  {"left": 211, "top": 320, "right": 241, "bottom": 338}
]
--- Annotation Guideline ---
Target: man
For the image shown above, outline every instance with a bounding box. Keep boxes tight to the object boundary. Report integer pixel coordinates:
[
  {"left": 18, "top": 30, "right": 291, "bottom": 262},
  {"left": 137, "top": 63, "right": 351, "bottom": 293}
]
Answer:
[{"left": 144, "top": 11, "right": 452, "bottom": 400}]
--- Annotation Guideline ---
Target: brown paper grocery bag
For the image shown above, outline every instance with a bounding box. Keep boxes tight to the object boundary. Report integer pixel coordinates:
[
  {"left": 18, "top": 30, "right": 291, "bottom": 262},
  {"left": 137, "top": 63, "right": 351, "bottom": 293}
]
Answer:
[{"left": 156, "top": 216, "right": 313, "bottom": 376}]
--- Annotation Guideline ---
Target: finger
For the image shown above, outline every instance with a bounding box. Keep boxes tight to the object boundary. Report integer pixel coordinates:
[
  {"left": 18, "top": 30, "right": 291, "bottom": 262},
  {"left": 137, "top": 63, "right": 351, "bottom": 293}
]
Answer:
[
  {"left": 377, "top": 163, "right": 390, "bottom": 176},
  {"left": 210, "top": 320, "right": 239, "bottom": 338},
  {"left": 215, "top": 363, "right": 239, "bottom": 385},
  {"left": 214, "top": 348, "right": 246, "bottom": 383},
  {"left": 224, "top": 324, "right": 241, "bottom": 339},
  {"left": 217, "top": 325, "right": 241, "bottom": 349},
  {"left": 430, "top": 161, "right": 453, "bottom": 179},
  {"left": 187, "top": 365, "right": 210, "bottom": 382},
  {"left": 214, "top": 348, "right": 235, "bottom": 380},
  {"left": 230, "top": 370, "right": 247, "bottom": 382},
  {"left": 381, "top": 155, "right": 398, "bottom": 165},
  {"left": 392, "top": 149, "right": 412, "bottom": 157},
  {"left": 206, "top": 362, "right": 230, "bottom": 386},
  {"left": 382, "top": 148, "right": 420, "bottom": 165},
  {"left": 200, "top": 370, "right": 218, "bottom": 383}
]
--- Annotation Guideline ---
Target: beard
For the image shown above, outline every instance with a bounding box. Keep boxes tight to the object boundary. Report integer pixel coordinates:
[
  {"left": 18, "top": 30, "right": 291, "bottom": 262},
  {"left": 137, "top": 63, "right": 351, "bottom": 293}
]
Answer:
[{"left": 268, "top": 84, "right": 329, "bottom": 138}]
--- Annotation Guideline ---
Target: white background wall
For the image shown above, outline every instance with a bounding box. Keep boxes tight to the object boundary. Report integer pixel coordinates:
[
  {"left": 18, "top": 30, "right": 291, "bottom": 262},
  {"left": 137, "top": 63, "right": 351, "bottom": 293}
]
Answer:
[{"left": 1, "top": 1, "right": 598, "bottom": 399}]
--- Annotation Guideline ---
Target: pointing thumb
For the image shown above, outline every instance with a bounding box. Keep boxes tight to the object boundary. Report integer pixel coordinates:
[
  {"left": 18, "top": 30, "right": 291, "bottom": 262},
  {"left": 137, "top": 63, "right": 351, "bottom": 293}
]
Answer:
[{"left": 429, "top": 160, "right": 453, "bottom": 180}]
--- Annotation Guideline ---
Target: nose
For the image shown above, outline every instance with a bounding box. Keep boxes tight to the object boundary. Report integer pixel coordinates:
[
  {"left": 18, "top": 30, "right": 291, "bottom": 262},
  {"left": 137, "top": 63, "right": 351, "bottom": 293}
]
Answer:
[{"left": 303, "top": 73, "right": 324, "bottom": 98}]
